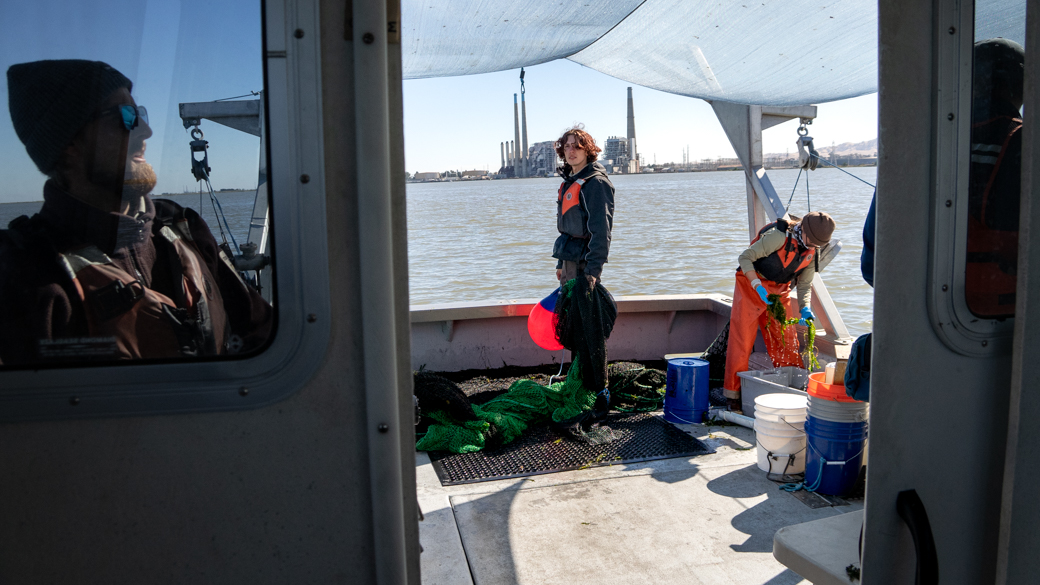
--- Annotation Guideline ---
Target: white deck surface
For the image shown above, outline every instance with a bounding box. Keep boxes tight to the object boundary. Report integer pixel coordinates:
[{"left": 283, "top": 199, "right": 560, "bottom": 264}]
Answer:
[{"left": 417, "top": 414, "right": 864, "bottom": 585}]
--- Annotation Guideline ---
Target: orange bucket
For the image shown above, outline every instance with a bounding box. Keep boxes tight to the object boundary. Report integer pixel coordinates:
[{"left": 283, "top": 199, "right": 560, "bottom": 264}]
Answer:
[{"left": 807, "top": 372, "right": 857, "bottom": 403}]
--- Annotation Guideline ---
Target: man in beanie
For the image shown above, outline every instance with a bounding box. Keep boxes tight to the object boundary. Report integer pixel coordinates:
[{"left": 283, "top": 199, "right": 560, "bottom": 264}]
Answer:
[
  {"left": 722, "top": 211, "right": 836, "bottom": 411},
  {"left": 0, "top": 60, "right": 271, "bottom": 365}
]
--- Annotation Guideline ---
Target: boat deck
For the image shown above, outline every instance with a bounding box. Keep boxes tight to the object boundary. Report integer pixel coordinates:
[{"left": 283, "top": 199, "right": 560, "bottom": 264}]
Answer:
[{"left": 417, "top": 412, "right": 864, "bottom": 584}]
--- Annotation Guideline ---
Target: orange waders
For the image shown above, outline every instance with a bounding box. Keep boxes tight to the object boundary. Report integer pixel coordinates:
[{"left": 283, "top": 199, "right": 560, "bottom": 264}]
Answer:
[{"left": 722, "top": 275, "right": 802, "bottom": 405}]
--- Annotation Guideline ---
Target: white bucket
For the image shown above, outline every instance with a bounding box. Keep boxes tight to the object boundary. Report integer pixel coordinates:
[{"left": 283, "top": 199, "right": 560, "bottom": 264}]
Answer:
[
  {"left": 754, "top": 417, "right": 804, "bottom": 436},
  {"left": 755, "top": 392, "right": 809, "bottom": 425},
  {"left": 807, "top": 396, "right": 869, "bottom": 423},
  {"left": 755, "top": 426, "right": 807, "bottom": 473},
  {"left": 754, "top": 407, "right": 808, "bottom": 425}
]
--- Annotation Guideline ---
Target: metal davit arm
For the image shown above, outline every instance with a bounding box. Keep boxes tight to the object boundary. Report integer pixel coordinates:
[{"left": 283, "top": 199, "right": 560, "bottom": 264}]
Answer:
[{"left": 711, "top": 100, "right": 853, "bottom": 344}]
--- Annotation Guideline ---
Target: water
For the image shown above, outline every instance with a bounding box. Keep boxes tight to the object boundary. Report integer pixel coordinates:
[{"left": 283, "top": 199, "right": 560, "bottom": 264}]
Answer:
[
  {"left": 407, "top": 168, "right": 876, "bottom": 337},
  {"left": 0, "top": 189, "right": 258, "bottom": 250},
  {"left": 0, "top": 168, "right": 876, "bottom": 338}
]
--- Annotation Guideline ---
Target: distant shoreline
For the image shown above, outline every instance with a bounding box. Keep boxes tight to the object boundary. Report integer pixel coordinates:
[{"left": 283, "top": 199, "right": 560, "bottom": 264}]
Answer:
[{"left": 0, "top": 188, "right": 258, "bottom": 206}]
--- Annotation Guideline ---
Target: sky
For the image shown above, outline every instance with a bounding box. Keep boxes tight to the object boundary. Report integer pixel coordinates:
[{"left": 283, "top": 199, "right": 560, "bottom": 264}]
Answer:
[
  {"left": 402, "top": 60, "right": 877, "bottom": 175},
  {"left": 0, "top": 0, "right": 263, "bottom": 204},
  {"left": 0, "top": 0, "right": 876, "bottom": 204}
]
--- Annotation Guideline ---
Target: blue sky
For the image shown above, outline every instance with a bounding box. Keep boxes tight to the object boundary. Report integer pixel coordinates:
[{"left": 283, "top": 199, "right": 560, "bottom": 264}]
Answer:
[
  {"left": 403, "top": 61, "right": 877, "bottom": 175},
  {"left": 0, "top": 0, "right": 877, "bottom": 203},
  {"left": 0, "top": 0, "right": 263, "bottom": 203}
]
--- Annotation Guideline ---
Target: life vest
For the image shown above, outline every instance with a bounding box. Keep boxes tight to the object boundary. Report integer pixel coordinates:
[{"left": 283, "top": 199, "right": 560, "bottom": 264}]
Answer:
[
  {"left": 56, "top": 222, "right": 228, "bottom": 359},
  {"left": 966, "top": 115, "right": 1021, "bottom": 317},
  {"left": 558, "top": 178, "right": 586, "bottom": 218},
  {"left": 745, "top": 220, "right": 815, "bottom": 285}
]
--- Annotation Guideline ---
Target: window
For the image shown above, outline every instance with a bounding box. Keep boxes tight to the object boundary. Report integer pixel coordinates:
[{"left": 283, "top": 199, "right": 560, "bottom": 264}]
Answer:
[
  {"left": 928, "top": 0, "right": 1025, "bottom": 355},
  {"left": 0, "top": 0, "right": 331, "bottom": 419},
  {"left": 0, "top": 0, "right": 272, "bottom": 367}
]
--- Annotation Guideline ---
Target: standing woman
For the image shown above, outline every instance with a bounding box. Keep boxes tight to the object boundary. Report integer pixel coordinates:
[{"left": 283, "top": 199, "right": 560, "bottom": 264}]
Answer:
[
  {"left": 723, "top": 212, "right": 835, "bottom": 411},
  {"left": 552, "top": 126, "right": 615, "bottom": 424},
  {"left": 553, "top": 126, "right": 614, "bottom": 289}
]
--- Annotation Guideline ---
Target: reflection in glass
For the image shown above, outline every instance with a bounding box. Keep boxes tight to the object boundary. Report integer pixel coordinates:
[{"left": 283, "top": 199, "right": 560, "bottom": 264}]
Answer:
[
  {"left": 0, "top": 1, "right": 272, "bottom": 366},
  {"left": 966, "top": 37, "right": 1024, "bottom": 318}
]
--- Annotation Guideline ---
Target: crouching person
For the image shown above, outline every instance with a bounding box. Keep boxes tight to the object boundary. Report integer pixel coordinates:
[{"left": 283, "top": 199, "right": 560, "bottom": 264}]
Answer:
[{"left": 723, "top": 212, "right": 835, "bottom": 411}]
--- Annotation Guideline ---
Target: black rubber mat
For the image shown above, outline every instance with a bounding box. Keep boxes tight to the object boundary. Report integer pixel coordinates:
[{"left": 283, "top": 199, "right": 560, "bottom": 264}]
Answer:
[{"left": 427, "top": 412, "right": 714, "bottom": 486}]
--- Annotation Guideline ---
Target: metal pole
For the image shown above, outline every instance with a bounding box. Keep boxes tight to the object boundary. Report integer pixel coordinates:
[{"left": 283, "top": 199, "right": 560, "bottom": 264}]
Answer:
[{"left": 353, "top": 0, "right": 406, "bottom": 581}]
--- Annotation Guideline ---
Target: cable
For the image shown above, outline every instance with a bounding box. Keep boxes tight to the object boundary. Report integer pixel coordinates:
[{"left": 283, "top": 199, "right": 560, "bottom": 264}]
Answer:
[
  {"left": 198, "top": 169, "right": 240, "bottom": 252},
  {"left": 785, "top": 168, "right": 803, "bottom": 212},
  {"left": 811, "top": 154, "right": 877, "bottom": 189},
  {"left": 214, "top": 90, "right": 261, "bottom": 102}
]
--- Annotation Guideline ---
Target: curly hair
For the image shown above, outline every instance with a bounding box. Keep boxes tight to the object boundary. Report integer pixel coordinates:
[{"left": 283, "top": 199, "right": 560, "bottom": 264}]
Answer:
[{"left": 555, "top": 125, "right": 602, "bottom": 176}]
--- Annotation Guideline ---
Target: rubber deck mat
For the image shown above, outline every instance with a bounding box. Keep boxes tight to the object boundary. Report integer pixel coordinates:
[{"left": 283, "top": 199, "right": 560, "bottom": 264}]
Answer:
[{"left": 427, "top": 412, "right": 714, "bottom": 486}]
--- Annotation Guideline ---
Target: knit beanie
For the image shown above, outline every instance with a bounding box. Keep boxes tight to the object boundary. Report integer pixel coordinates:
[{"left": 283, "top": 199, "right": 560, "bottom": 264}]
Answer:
[
  {"left": 7, "top": 60, "right": 132, "bottom": 175},
  {"left": 801, "top": 211, "right": 835, "bottom": 247}
]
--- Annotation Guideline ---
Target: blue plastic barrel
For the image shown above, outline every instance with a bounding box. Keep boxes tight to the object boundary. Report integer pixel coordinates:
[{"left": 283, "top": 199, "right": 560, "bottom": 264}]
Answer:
[
  {"left": 664, "top": 358, "right": 709, "bottom": 424},
  {"left": 804, "top": 415, "right": 867, "bottom": 496}
]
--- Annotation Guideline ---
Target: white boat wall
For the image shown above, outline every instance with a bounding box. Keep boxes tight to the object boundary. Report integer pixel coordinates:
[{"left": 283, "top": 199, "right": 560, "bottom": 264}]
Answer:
[
  {"left": 411, "top": 295, "right": 733, "bottom": 372},
  {"left": 0, "top": 0, "right": 1037, "bottom": 584}
]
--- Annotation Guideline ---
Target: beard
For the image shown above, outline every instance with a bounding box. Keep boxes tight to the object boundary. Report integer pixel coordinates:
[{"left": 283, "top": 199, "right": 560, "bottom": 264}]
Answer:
[{"left": 122, "top": 159, "right": 158, "bottom": 199}]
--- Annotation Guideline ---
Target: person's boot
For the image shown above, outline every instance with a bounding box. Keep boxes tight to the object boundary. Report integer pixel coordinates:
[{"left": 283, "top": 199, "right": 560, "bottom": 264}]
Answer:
[{"left": 583, "top": 387, "right": 611, "bottom": 429}]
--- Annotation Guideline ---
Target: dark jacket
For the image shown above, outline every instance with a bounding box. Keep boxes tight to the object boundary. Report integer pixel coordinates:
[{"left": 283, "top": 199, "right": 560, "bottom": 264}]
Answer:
[
  {"left": 552, "top": 162, "right": 614, "bottom": 278},
  {"left": 0, "top": 181, "right": 272, "bottom": 365}
]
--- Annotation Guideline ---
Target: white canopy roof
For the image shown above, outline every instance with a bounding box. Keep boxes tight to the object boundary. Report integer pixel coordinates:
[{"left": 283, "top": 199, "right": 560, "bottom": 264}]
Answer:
[{"left": 402, "top": 0, "right": 1026, "bottom": 106}]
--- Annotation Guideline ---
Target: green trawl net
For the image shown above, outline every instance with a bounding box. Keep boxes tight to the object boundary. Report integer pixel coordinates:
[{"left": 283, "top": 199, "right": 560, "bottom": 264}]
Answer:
[{"left": 415, "top": 357, "right": 597, "bottom": 454}]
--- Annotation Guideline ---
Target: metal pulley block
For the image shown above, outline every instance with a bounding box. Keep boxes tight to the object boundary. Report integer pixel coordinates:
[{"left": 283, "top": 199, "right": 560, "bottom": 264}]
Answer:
[
  {"left": 796, "top": 120, "right": 820, "bottom": 171},
  {"left": 189, "top": 127, "right": 211, "bottom": 181}
]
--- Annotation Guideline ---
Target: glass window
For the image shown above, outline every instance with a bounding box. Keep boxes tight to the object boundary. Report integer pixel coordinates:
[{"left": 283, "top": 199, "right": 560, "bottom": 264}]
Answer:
[
  {"left": 965, "top": 2, "right": 1026, "bottom": 318},
  {"left": 0, "top": 0, "right": 273, "bottom": 367}
]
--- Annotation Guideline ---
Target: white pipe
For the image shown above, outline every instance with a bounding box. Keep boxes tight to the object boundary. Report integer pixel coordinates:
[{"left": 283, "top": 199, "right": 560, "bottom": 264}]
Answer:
[{"left": 708, "top": 408, "right": 756, "bottom": 429}]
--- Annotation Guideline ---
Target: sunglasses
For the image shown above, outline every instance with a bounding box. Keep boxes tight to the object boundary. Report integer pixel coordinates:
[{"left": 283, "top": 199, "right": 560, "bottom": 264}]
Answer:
[{"left": 99, "top": 104, "right": 149, "bottom": 131}]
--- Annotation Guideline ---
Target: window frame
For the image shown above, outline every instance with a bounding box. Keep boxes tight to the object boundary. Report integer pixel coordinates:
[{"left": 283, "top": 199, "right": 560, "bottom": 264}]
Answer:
[
  {"left": 928, "top": 0, "right": 1017, "bottom": 356},
  {"left": 0, "top": 0, "right": 331, "bottom": 421}
]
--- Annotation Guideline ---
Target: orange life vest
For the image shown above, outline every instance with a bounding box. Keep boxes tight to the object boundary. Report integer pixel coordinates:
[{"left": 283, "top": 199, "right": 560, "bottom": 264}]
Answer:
[
  {"left": 966, "top": 116, "right": 1022, "bottom": 317},
  {"left": 744, "top": 221, "right": 815, "bottom": 285},
  {"left": 558, "top": 178, "right": 585, "bottom": 217}
]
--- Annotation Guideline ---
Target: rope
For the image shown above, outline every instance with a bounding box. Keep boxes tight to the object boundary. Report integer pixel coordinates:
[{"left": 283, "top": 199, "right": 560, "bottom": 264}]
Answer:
[
  {"left": 810, "top": 154, "right": 877, "bottom": 189},
  {"left": 785, "top": 168, "right": 803, "bottom": 212},
  {"left": 200, "top": 170, "right": 240, "bottom": 252}
]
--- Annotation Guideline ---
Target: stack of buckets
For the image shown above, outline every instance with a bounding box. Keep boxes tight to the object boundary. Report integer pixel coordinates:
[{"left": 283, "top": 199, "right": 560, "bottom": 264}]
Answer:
[
  {"left": 663, "top": 358, "right": 709, "bottom": 425},
  {"left": 754, "top": 393, "right": 809, "bottom": 475},
  {"left": 804, "top": 371, "right": 869, "bottom": 496}
]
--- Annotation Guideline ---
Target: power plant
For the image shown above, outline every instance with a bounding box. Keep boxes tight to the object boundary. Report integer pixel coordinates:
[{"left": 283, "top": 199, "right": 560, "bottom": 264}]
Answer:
[{"left": 497, "top": 81, "right": 638, "bottom": 178}]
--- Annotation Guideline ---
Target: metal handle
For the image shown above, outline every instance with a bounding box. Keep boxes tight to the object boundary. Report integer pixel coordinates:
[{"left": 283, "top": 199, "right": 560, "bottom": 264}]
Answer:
[{"left": 896, "top": 489, "right": 939, "bottom": 585}]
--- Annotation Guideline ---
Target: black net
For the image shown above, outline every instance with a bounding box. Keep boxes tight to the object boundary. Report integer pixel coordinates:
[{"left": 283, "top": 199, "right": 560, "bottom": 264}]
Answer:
[
  {"left": 607, "top": 362, "right": 666, "bottom": 412},
  {"left": 553, "top": 275, "right": 618, "bottom": 392},
  {"left": 701, "top": 322, "right": 730, "bottom": 406}
]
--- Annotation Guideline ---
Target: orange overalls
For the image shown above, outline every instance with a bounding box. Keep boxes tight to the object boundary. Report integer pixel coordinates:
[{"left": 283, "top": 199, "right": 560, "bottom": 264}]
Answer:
[{"left": 723, "top": 224, "right": 815, "bottom": 401}]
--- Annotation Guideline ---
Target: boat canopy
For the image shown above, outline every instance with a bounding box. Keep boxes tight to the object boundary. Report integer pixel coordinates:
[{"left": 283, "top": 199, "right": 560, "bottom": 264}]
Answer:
[{"left": 402, "top": 0, "right": 1026, "bottom": 106}]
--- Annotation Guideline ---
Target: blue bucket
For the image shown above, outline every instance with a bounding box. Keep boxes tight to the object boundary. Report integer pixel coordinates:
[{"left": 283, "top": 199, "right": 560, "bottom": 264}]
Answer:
[
  {"left": 664, "top": 358, "right": 709, "bottom": 424},
  {"left": 804, "top": 415, "right": 867, "bottom": 496}
]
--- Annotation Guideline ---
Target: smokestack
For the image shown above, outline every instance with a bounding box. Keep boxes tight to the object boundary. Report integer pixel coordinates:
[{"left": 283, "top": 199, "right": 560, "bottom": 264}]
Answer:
[
  {"left": 501, "top": 142, "right": 505, "bottom": 171},
  {"left": 627, "top": 87, "right": 636, "bottom": 141},
  {"left": 510, "top": 140, "right": 514, "bottom": 173},
  {"left": 513, "top": 94, "right": 521, "bottom": 178},
  {"left": 521, "top": 93, "right": 529, "bottom": 178}
]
